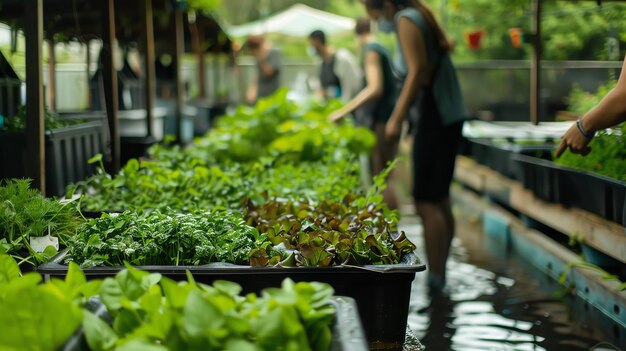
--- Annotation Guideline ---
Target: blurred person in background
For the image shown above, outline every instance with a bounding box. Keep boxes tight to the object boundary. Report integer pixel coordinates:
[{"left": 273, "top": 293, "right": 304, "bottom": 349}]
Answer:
[
  {"left": 308, "top": 29, "right": 361, "bottom": 102},
  {"left": 362, "top": 0, "right": 467, "bottom": 297},
  {"left": 245, "top": 34, "right": 282, "bottom": 104},
  {"left": 557, "top": 55, "right": 626, "bottom": 157},
  {"left": 328, "top": 18, "right": 399, "bottom": 210}
]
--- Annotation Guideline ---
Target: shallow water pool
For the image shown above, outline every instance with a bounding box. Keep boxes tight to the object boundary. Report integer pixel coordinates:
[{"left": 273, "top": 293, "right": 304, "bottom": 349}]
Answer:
[{"left": 400, "top": 213, "right": 624, "bottom": 351}]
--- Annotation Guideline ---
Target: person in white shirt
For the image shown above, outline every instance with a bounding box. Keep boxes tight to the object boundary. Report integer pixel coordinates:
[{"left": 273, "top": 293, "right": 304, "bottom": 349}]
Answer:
[{"left": 308, "top": 30, "right": 361, "bottom": 103}]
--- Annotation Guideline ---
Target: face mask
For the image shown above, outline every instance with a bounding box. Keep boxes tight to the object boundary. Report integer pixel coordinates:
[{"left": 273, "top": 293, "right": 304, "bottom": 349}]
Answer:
[
  {"left": 307, "top": 45, "right": 318, "bottom": 57},
  {"left": 378, "top": 17, "right": 395, "bottom": 33}
]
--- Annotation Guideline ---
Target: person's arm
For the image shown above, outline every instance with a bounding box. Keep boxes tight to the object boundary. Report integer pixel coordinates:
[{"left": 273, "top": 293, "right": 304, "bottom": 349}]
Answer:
[
  {"left": 246, "top": 78, "right": 258, "bottom": 105},
  {"left": 328, "top": 51, "right": 384, "bottom": 122},
  {"left": 385, "top": 17, "right": 429, "bottom": 139},
  {"left": 556, "top": 56, "right": 626, "bottom": 157}
]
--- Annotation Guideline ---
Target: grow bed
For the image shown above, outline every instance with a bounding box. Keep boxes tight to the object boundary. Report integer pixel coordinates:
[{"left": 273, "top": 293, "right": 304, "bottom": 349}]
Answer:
[
  {"left": 40, "top": 250, "right": 425, "bottom": 345},
  {"left": 0, "top": 120, "right": 105, "bottom": 196},
  {"left": 61, "top": 296, "right": 369, "bottom": 351},
  {"left": 515, "top": 154, "right": 625, "bottom": 225},
  {"left": 468, "top": 138, "right": 555, "bottom": 181}
]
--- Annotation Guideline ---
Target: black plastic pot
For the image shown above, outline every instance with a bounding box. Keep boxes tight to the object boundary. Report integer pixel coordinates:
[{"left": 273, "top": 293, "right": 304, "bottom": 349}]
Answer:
[
  {"left": 61, "top": 296, "right": 369, "bottom": 351},
  {"left": 469, "top": 138, "right": 554, "bottom": 181},
  {"left": 514, "top": 154, "right": 626, "bottom": 225},
  {"left": 120, "top": 136, "right": 158, "bottom": 165},
  {"left": 40, "top": 251, "right": 425, "bottom": 345},
  {"left": 0, "top": 121, "right": 106, "bottom": 197}
]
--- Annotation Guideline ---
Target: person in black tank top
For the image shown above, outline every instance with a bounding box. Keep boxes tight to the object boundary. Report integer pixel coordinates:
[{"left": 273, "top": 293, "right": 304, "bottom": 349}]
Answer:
[
  {"left": 327, "top": 18, "right": 399, "bottom": 210},
  {"left": 364, "top": 0, "right": 462, "bottom": 298}
]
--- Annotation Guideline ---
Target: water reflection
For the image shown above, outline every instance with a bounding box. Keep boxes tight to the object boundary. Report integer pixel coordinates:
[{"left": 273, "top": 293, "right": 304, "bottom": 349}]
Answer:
[{"left": 400, "top": 220, "right": 625, "bottom": 351}]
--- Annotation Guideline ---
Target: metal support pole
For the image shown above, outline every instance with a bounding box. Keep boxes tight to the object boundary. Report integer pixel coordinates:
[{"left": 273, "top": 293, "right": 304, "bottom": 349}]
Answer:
[
  {"left": 530, "top": 0, "right": 542, "bottom": 125},
  {"left": 25, "top": 0, "right": 45, "bottom": 193},
  {"left": 101, "top": 0, "right": 120, "bottom": 172}
]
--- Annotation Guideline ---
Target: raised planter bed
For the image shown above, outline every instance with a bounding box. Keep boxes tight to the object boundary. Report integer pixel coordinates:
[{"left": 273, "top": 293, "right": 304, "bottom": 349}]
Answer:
[
  {"left": 469, "top": 138, "right": 554, "bottom": 181},
  {"left": 40, "top": 251, "right": 425, "bottom": 345},
  {"left": 61, "top": 296, "right": 369, "bottom": 351},
  {"left": 514, "top": 154, "right": 626, "bottom": 225},
  {"left": 0, "top": 120, "right": 105, "bottom": 196}
]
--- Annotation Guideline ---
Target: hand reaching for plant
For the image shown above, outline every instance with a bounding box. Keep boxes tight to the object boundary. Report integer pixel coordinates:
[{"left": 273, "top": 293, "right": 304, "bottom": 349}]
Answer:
[
  {"left": 327, "top": 110, "right": 345, "bottom": 123},
  {"left": 556, "top": 120, "right": 592, "bottom": 157}
]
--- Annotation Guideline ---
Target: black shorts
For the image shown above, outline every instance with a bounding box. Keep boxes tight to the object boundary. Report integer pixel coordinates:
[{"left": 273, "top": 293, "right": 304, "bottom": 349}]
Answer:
[{"left": 412, "top": 89, "right": 464, "bottom": 202}]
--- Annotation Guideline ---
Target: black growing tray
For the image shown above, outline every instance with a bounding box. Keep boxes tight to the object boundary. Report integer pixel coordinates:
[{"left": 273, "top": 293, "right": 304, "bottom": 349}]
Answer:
[
  {"left": 514, "top": 154, "right": 626, "bottom": 225},
  {"left": 469, "top": 138, "right": 554, "bottom": 181},
  {"left": 0, "top": 121, "right": 105, "bottom": 196},
  {"left": 40, "top": 251, "right": 425, "bottom": 345},
  {"left": 61, "top": 296, "right": 369, "bottom": 351}
]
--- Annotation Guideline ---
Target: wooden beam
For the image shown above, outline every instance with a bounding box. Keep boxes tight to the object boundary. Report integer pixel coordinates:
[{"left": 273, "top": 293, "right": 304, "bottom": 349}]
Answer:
[
  {"left": 140, "top": 0, "right": 156, "bottom": 137},
  {"left": 173, "top": 7, "right": 184, "bottom": 143},
  {"left": 46, "top": 38, "right": 56, "bottom": 112},
  {"left": 101, "top": 0, "right": 120, "bottom": 172},
  {"left": 25, "top": 0, "right": 45, "bottom": 193},
  {"left": 530, "top": 0, "right": 542, "bottom": 125},
  {"left": 454, "top": 156, "right": 626, "bottom": 264}
]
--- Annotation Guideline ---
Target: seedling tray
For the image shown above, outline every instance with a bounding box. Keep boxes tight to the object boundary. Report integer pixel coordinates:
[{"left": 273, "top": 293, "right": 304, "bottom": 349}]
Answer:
[
  {"left": 40, "top": 251, "right": 425, "bottom": 344},
  {"left": 61, "top": 296, "right": 368, "bottom": 351}
]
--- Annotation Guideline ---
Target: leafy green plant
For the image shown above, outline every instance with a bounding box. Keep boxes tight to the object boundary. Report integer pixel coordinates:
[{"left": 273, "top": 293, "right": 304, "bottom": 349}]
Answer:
[
  {"left": 70, "top": 154, "right": 363, "bottom": 213},
  {"left": 567, "top": 79, "right": 617, "bottom": 117},
  {"left": 0, "top": 254, "right": 97, "bottom": 351},
  {"left": 0, "top": 254, "right": 338, "bottom": 351},
  {"left": 0, "top": 179, "right": 83, "bottom": 267},
  {"left": 0, "top": 105, "right": 85, "bottom": 132},
  {"left": 65, "top": 210, "right": 267, "bottom": 268},
  {"left": 245, "top": 194, "right": 416, "bottom": 267},
  {"left": 85, "top": 266, "right": 335, "bottom": 351}
]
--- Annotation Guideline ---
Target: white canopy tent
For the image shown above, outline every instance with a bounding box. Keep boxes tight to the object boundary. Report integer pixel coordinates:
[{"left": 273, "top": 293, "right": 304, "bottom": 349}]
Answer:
[{"left": 226, "top": 4, "right": 356, "bottom": 37}]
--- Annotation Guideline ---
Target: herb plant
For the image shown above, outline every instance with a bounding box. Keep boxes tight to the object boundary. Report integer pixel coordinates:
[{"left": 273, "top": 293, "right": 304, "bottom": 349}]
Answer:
[
  {"left": 64, "top": 210, "right": 267, "bottom": 267},
  {"left": 0, "top": 105, "right": 85, "bottom": 132},
  {"left": 0, "top": 179, "right": 82, "bottom": 267}
]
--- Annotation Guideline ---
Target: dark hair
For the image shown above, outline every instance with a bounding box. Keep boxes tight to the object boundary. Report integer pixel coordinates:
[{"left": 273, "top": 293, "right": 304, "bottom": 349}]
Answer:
[
  {"left": 355, "top": 17, "right": 371, "bottom": 35},
  {"left": 362, "top": 0, "right": 451, "bottom": 51},
  {"left": 308, "top": 30, "right": 326, "bottom": 45}
]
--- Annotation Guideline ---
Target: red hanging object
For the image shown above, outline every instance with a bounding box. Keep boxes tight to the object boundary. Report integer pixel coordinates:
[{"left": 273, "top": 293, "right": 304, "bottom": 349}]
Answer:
[
  {"left": 465, "top": 30, "right": 485, "bottom": 50},
  {"left": 509, "top": 28, "right": 524, "bottom": 48}
]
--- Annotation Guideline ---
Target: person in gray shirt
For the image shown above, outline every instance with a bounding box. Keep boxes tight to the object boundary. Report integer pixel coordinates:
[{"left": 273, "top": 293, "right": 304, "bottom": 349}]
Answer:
[{"left": 245, "top": 35, "right": 282, "bottom": 104}]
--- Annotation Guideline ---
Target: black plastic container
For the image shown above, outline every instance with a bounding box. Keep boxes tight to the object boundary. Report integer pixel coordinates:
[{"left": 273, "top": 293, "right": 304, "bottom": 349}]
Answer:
[
  {"left": 514, "top": 154, "right": 626, "bottom": 225},
  {"left": 469, "top": 138, "right": 554, "bottom": 181},
  {"left": 514, "top": 154, "right": 560, "bottom": 203},
  {"left": 0, "top": 121, "right": 105, "bottom": 196},
  {"left": 61, "top": 296, "right": 369, "bottom": 351},
  {"left": 557, "top": 164, "right": 626, "bottom": 225},
  {"left": 40, "top": 251, "right": 425, "bottom": 344},
  {"left": 120, "top": 136, "right": 158, "bottom": 165}
]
